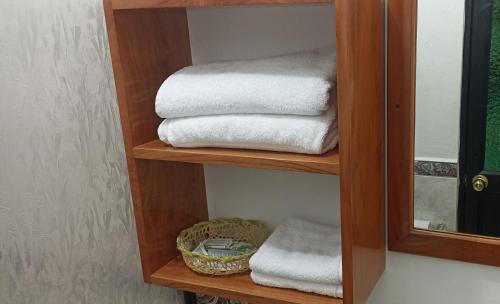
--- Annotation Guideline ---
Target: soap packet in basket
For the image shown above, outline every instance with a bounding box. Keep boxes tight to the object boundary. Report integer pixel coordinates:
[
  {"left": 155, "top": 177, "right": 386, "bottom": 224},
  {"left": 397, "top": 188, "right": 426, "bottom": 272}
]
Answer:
[{"left": 194, "top": 238, "right": 256, "bottom": 257}]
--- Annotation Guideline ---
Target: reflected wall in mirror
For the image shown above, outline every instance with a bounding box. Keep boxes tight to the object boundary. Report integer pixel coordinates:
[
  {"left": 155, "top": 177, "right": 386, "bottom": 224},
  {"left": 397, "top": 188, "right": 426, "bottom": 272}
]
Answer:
[{"left": 414, "top": 0, "right": 500, "bottom": 237}]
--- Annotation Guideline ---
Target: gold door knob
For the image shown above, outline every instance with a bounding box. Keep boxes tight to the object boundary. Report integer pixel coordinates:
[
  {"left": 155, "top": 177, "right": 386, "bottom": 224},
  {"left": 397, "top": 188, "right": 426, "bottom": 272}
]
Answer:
[{"left": 472, "top": 175, "right": 488, "bottom": 192}]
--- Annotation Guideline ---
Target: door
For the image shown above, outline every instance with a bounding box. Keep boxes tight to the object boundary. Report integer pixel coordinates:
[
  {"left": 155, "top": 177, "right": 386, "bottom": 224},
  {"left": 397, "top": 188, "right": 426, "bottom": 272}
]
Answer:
[{"left": 458, "top": 0, "right": 500, "bottom": 236}]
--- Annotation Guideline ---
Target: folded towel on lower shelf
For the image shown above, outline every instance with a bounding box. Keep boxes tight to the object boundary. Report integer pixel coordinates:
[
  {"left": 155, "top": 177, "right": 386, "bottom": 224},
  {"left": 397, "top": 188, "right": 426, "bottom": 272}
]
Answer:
[
  {"left": 157, "top": 106, "right": 338, "bottom": 155},
  {"left": 155, "top": 47, "right": 336, "bottom": 118},
  {"left": 249, "top": 218, "right": 342, "bottom": 285},
  {"left": 250, "top": 271, "right": 343, "bottom": 298}
]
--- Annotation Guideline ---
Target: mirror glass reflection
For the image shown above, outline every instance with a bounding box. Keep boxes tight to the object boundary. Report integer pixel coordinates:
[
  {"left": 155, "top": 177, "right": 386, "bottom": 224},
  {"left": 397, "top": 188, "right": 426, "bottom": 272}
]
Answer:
[{"left": 414, "top": 0, "right": 500, "bottom": 236}]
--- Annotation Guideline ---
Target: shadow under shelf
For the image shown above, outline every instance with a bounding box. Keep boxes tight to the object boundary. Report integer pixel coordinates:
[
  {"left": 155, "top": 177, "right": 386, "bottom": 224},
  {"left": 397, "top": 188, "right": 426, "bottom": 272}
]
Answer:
[
  {"left": 132, "top": 139, "right": 339, "bottom": 175},
  {"left": 151, "top": 256, "right": 343, "bottom": 304}
]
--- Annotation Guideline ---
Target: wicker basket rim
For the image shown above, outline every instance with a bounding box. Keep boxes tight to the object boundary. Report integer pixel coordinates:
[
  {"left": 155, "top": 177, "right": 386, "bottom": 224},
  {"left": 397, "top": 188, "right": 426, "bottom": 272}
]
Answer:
[{"left": 176, "top": 218, "right": 267, "bottom": 263}]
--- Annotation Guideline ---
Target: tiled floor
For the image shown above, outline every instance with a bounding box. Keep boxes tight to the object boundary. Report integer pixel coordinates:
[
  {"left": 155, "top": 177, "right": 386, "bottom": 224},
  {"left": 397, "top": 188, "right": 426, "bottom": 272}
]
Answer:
[{"left": 414, "top": 175, "right": 459, "bottom": 232}]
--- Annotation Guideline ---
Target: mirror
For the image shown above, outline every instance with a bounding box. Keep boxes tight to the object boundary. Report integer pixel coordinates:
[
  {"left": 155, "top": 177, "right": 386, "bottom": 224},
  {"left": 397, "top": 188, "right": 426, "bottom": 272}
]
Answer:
[{"left": 414, "top": 0, "right": 500, "bottom": 237}]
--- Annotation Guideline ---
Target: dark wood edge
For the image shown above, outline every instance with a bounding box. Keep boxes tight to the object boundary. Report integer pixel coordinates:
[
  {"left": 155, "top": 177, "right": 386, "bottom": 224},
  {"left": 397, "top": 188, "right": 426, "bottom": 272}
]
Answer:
[
  {"left": 388, "top": 0, "right": 500, "bottom": 267},
  {"left": 387, "top": 0, "right": 416, "bottom": 248}
]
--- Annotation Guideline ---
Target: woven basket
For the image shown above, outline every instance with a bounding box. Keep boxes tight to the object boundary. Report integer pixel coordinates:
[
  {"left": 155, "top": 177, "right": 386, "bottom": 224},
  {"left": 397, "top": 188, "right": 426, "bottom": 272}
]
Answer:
[{"left": 177, "top": 218, "right": 268, "bottom": 275}]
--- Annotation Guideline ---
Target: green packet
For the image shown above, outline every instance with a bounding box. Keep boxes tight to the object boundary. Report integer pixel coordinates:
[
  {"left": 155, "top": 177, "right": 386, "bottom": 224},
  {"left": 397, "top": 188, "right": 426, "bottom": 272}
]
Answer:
[
  {"left": 193, "top": 240, "right": 256, "bottom": 257},
  {"left": 229, "top": 242, "right": 256, "bottom": 254}
]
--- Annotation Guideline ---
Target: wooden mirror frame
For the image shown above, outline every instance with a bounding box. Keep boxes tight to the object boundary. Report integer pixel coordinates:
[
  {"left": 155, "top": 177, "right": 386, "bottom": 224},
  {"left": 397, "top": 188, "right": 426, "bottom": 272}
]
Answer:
[{"left": 388, "top": 0, "right": 500, "bottom": 267}]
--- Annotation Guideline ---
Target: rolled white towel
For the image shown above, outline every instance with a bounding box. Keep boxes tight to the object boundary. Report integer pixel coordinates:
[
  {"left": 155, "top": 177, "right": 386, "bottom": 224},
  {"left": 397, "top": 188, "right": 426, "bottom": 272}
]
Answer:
[
  {"left": 249, "top": 218, "right": 342, "bottom": 285},
  {"left": 250, "top": 271, "right": 343, "bottom": 298},
  {"left": 156, "top": 47, "right": 336, "bottom": 118},
  {"left": 157, "top": 106, "right": 338, "bottom": 155}
]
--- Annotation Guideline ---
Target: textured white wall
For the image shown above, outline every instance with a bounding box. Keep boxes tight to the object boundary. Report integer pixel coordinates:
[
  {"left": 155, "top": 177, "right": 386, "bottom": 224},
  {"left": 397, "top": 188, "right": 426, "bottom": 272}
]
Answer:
[{"left": 414, "top": 0, "right": 465, "bottom": 162}]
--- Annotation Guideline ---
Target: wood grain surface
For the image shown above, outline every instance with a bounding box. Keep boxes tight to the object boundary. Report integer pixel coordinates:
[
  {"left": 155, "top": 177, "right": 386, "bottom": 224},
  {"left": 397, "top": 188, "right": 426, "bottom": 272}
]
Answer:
[
  {"left": 151, "top": 256, "right": 344, "bottom": 304},
  {"left": 133, "top": 140, "right": 340, "bottom": 175},
  {"left": 112, "top": 0, "right": 334, "bottom": 10},
  {"left": 104, "top": 1, "right": 208, "bottom": 282},
  {"left": 336, "top": 0, "right": 386, "bottom": 303}
]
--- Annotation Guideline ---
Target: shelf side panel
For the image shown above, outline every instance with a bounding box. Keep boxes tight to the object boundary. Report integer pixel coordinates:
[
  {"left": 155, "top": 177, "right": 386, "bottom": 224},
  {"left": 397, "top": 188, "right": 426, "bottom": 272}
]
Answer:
[
  {"left": 135, "top": 160, "right": 208, "bottom": 280},
  {"left": 336, "top": 0, "right": 386, "bottom": 303},
  {"left": 104, "top": 1, "right": 208, "bottom": 282},
  {"left": 112, "top": 7, "right": 191, "bottom": 147}
]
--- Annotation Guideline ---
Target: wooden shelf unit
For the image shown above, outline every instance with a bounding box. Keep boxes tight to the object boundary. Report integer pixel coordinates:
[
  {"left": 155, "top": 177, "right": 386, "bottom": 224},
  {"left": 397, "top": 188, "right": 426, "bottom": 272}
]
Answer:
[{"left": 104, "top": 0, "right": 385, "bottom": 303}]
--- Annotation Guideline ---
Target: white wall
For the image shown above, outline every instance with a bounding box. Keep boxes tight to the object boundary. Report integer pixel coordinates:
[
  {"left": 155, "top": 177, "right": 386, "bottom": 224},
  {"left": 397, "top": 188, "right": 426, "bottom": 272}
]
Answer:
[
  {"left": 204, "top": 166, "right": 340, "bottom": 229},
  {"left": 368, "top": 252, "right": 500, "bottom": 304},
  {"left": 187, "top": 5, "right": 336, "bottom": 63},
  {"left": 187, "top": 4, "right": 500, "bottom": 304},
  {"left": 187, "top": 5, "right": 339, "bottom": 230},
  {"left": 414, "top": 0, "right": 465, "bottom": 162}
]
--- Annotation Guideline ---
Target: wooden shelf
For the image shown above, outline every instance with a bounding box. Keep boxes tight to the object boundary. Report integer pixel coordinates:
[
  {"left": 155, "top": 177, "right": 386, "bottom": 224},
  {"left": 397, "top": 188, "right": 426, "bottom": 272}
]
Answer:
[
  {"left": 133, "top": 140, "right": 339, "bottom": 175},
  {"left": 151, "top": 256, "right": 343, "bottom": 304},
  {"left": 112, "top": 0, "right": 334, "bottom": 10},
  {"left": 104, "top": 0, "right": 386, "bottom": 302}
]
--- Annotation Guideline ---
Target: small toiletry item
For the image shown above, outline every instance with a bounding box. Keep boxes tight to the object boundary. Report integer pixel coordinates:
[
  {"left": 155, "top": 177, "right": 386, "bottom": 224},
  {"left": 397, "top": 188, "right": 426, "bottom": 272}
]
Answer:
[
  {"left": 206, "top": 249, "right": 240, "bottom": 257},
  {"left": 204, "top": 238, "right": 233, "bottom": 249},
  {"left": 229, "top": 242, "right": 255, "bottom": 254},
  {"left": 192, "top": 239, "right": 256, "bottom": 257},
  {"left": 206, "top": 242, "right": 256, "bottom": 257},
  {"left": 193, "top": 241, "right": 208, "bottom": 255}
]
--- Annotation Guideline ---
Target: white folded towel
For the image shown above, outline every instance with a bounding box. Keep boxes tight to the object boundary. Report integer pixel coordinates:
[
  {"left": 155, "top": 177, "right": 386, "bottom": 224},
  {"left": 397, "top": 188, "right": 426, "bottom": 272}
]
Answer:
[
  {"left": 250, "top": 272, "right": 343, "bottom": 298},
  {"left": 155, "top": 47, "right": 336, "bottom": 118},
  {"left": 157, "top": 106, "right": 338, "bottom": 155},
  {"left": 249, "top": 218, "right": 342, "bottom": 285}
]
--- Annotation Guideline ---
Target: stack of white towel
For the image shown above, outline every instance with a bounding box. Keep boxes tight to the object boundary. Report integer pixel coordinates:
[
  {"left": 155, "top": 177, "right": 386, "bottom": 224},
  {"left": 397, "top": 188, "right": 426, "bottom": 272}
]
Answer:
[
  {"left": 155, "top": 47, "right": 338, "bottom": 155},
  {"left": 249, "top": 218, "right": 343, "bottom": 298}
]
